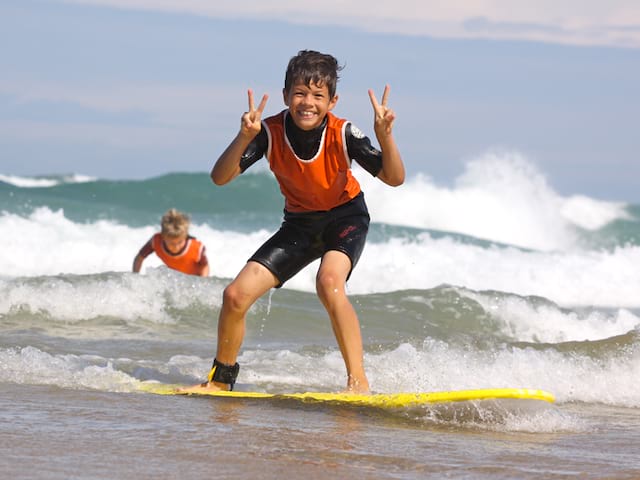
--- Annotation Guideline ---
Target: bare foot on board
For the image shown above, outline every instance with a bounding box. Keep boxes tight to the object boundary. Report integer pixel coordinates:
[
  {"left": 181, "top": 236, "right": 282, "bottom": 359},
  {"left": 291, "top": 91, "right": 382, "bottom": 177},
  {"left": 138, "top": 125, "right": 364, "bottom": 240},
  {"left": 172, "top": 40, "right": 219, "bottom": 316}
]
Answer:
[
  {"left": 175, "top": 381, "right": 229, "bottom": 394},
  {"left": 344, "top": 374, "right": 370, "bottom": 395}
]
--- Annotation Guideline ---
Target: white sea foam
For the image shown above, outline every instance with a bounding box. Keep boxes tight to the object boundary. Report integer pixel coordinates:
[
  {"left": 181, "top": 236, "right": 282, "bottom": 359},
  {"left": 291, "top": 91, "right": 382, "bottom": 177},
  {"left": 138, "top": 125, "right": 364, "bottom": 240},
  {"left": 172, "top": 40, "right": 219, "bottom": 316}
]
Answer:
[
  {"left": 0, "top": 207, "right": 270, "bottom": 278},
  {"left": 3, "top": 340, "right": 638, "bottom": 410},
  {"left": 0, "top": 346, "right": 138, "bottom": 392},
  {"left": 359, "top": 151, "right": 629, "bottom": 251},
  {"left": 350, "top": 235, "right": 640, "bottom": 308},
  {"left": 0, "top": 270, "right": 223, "bottom": 326},
  {"left": 0, "top": 173, "right": 96, "bottom": 187},
  {"left": 2, "top": 206, "right": 640, "bottom": 307},
  {"left": 460, "top": 289, "right": 640, "bottom": 343},
  {"left": 1, "top": 154, "right": 637, "bottom": 306}
]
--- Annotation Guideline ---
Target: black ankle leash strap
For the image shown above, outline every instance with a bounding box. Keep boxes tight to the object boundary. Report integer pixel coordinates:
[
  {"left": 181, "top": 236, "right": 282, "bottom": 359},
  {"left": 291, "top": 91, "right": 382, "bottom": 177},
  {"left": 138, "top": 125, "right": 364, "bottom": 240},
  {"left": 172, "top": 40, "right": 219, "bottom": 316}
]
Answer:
[{"left": 206, "top": 358, "right": 240, "bottom": 391}]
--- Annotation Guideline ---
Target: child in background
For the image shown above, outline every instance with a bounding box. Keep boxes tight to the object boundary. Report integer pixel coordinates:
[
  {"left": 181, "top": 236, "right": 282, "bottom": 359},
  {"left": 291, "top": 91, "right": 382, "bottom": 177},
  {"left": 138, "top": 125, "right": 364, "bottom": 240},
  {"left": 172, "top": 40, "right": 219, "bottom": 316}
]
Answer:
[
  {"left": 183, "top": 49, "right": 404, "bottom": 394},
  {"left": 133, "top": 208, "right": 209, "bottom": 277}
]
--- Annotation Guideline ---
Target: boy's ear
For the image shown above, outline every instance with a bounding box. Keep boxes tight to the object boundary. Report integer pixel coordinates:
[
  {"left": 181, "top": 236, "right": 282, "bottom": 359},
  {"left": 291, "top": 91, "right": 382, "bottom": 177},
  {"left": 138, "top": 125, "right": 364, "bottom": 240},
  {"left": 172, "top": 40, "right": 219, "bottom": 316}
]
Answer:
[
  {"left": 282, "top": 88, "right": 289, "bottom": 106},
  {"left": 328, "top": 94, "right": 339, "bottom": 111}
]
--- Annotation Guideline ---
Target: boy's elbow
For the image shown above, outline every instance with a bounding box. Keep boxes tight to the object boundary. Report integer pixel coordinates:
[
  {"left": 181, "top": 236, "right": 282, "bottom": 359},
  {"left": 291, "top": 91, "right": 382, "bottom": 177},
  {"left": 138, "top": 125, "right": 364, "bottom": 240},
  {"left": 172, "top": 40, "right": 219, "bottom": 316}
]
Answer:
[
  {"left": 210, "top": 170, "right": 228, "bottom": 186},
  {"left": 388, "top": 170, "right": 405, "bottom": 187},
  {"left": 210, "top": 164, "right": 239, "bottom": 185},
  {"left": 379, "top": 170, "right": 405, "bottom": 187},
  {"left": 210, "top": 173, "right": 224, "bottom": 186},
  {"left": 388, "top": 177, "right": 404, "bottom": 187},
  {"left": 390, "top": 176, "right": 405, "bottom": 187}
]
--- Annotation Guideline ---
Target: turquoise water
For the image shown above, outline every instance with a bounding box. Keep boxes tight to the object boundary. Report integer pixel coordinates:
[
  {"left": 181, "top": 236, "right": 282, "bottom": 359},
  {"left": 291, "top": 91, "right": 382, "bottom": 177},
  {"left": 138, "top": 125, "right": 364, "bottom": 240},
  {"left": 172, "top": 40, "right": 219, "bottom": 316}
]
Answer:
[{"left": 1, "top": 158, "right": 640, "bottom": 478}]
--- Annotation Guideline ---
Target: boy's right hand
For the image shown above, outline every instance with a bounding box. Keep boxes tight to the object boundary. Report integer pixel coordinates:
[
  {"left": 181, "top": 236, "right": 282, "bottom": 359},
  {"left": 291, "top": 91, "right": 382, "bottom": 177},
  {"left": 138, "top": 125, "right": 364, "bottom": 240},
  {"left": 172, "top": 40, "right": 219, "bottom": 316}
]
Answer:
[{"left": 240, "top": 89, "right": 269, "bottom": 138}]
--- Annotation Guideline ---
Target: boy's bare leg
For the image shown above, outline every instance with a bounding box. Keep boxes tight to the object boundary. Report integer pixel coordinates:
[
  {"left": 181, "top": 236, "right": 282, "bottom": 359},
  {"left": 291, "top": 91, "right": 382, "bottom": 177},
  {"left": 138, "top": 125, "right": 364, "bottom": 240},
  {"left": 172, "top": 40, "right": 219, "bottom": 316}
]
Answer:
[
  {"left": 316, "top": 250, "right": 370, "bottom": 394},
  {"left": 178, "top": 261, "right": 278, "bottom": 393}
]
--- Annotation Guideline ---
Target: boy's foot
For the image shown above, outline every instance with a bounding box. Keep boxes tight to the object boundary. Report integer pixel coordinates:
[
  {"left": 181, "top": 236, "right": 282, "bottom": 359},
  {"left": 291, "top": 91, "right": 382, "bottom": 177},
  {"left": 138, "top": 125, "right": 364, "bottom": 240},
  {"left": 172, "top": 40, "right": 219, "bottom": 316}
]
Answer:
[
  {"left": 345, "top": 374, "right": 370, "bottom": 395},
  {"left": 175, "top": 381, "right": 229, "bottom": 394}
]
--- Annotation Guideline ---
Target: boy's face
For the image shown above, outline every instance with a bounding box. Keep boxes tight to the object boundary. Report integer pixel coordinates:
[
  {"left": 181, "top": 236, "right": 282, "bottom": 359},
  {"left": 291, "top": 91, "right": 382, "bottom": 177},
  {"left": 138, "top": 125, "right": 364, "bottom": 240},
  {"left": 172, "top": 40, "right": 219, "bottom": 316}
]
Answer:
[
  {"left": 283, "top": 81, "right": 338, "bottom": 131},
  {"left": 162, "top": 234, "right": 187, "bottom": 254}
]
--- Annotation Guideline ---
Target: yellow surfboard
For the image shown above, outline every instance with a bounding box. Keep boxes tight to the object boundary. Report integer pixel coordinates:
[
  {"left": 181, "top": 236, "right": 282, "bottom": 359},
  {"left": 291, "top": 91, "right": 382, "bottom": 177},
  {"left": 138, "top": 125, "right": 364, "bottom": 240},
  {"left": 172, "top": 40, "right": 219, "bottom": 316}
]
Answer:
[{"left": 139, "top": 383, "right": 555, "bottom": 409}]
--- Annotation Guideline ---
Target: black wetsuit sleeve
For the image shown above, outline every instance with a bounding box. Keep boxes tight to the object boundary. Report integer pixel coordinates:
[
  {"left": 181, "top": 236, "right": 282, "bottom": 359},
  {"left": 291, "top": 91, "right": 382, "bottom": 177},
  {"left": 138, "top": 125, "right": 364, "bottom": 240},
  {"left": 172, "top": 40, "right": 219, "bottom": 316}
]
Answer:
[
  {"left": 345, "top": 122, "right": 383, "bottom": 177},
  {"left": 239, "top": 129, "right": 268, "bottom": 173}
]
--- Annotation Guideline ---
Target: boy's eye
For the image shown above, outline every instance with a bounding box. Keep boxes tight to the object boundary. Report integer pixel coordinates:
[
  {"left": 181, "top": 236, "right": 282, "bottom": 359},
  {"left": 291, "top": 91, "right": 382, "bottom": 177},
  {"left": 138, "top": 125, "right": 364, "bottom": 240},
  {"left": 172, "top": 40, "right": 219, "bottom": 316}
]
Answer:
[{"left": 292, "top": 90, "right": 326, "bottom": 100}]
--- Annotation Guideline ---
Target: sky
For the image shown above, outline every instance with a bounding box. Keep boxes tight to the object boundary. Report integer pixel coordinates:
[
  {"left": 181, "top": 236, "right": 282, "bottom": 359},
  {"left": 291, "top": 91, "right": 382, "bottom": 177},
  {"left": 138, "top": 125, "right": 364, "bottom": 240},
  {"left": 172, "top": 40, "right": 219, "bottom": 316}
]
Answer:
[{"left": 1, "top": 0, "right": 639, "bottom": 201}]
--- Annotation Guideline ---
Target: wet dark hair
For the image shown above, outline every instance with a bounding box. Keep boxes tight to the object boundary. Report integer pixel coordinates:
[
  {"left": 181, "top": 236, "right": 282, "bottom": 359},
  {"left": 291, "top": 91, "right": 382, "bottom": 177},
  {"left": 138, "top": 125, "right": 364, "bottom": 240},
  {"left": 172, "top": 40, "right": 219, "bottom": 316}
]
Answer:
[{"left": 284, "top": 50, "right": 343, "bottom": 98}]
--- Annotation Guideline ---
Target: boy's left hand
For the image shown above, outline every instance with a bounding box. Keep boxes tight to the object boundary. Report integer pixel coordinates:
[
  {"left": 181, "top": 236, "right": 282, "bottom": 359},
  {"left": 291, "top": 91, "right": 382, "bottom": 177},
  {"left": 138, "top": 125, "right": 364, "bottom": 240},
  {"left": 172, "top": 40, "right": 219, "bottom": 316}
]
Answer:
[{"left": 368, "top": 85, "right": 396, "bottom": 138}]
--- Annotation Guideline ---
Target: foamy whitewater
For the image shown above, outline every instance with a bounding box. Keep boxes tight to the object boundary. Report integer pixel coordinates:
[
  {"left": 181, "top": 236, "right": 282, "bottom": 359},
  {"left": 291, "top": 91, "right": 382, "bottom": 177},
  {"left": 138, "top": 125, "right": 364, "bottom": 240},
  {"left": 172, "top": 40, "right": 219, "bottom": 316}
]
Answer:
[{"left": 2, "top": 152, "right": 640, "bottom": 478}]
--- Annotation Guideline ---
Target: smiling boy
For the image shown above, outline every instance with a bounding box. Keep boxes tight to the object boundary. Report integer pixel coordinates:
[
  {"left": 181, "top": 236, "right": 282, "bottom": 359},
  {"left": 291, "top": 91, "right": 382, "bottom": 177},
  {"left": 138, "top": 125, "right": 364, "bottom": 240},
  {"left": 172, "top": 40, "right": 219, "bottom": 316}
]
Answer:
[{"left": 184, "top": 50, "right": 404, "bottom": 394}]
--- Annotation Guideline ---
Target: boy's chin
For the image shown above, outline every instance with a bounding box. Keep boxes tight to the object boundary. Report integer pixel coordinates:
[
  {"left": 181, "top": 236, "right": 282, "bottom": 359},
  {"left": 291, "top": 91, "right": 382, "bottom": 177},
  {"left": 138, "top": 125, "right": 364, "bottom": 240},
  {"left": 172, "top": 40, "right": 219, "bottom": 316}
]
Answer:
[{"left": 291, "top": 115, "right": 324, "bottom": 131}]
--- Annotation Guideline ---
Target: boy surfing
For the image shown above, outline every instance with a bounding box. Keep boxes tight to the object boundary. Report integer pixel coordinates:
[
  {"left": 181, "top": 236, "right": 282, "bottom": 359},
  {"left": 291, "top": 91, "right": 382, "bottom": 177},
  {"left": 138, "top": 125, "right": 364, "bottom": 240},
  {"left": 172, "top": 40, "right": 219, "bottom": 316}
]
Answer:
[{"left": 182, "top": 50, "right": 404, "bottom": 394}]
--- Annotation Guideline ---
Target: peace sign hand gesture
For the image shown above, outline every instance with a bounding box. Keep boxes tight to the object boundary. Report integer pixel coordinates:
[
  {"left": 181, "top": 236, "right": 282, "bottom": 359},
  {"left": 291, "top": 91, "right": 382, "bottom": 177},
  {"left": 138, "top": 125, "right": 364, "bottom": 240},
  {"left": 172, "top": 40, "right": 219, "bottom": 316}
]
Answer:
[
  {"left": 240, "top": 89, "right": 269, "bottom": 138},
  {"left": 368, "top": 85, "right": 396, "bottom": 139},
  {"left": 367, "top": 85, "right": 405, "bottom": 187}
]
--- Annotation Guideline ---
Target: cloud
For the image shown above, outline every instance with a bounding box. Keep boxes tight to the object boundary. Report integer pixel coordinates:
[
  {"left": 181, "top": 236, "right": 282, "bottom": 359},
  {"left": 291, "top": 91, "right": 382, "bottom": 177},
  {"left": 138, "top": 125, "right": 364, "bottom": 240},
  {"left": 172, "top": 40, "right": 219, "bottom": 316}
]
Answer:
[
  {"left": 0, "top": 79, "right": 240, "bottom": 128},
  {"left": 58, "top": 0, "right": 640, "bottom": 48},
  {"left": 0, "top": 79, "right": 243, "bottom": 151}
]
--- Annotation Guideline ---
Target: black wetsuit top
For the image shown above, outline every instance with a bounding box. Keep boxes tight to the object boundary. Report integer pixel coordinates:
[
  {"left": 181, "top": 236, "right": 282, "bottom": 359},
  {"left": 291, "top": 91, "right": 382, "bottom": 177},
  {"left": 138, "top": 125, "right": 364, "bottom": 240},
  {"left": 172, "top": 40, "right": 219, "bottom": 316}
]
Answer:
[{"left": 239, "top": 113, "right": 383, "bottom": 177}]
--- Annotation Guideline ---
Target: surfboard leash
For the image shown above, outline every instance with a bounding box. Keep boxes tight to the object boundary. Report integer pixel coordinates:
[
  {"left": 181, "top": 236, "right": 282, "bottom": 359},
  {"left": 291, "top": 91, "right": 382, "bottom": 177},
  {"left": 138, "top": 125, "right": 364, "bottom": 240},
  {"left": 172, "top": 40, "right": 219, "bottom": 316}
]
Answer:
[{"left": 205, "top": 358, "right": 240, "bottom": 391}]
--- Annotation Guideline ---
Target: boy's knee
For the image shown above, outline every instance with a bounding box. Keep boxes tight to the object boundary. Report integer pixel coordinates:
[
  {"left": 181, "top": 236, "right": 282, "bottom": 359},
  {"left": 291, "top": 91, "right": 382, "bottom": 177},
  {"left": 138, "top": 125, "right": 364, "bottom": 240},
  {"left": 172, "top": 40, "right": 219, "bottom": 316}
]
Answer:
[
  {"left": 316, "top": 271, "right": 340, "bottom": 299},
  {"left": 222, "top": 284, "right": 251, "bottom": 313}
]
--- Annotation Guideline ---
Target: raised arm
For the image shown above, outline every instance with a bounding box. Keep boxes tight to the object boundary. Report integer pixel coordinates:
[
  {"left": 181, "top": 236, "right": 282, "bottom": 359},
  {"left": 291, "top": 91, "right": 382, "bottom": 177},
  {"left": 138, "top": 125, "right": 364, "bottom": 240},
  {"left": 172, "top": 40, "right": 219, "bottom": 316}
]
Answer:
[
  {"left": 211, "top": 89, "right": 269, "bottom": 185},
  {"left": 368, "top": 85, "right": 405, "bottom": 187}
]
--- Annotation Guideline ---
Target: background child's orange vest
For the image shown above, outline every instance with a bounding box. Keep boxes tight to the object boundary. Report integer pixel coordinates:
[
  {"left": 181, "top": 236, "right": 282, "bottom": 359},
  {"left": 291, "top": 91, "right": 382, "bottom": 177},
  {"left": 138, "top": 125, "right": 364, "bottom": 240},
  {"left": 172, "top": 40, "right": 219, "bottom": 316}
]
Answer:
[{"left": 151, "top": 233, "right": 204, "bottom": 275}]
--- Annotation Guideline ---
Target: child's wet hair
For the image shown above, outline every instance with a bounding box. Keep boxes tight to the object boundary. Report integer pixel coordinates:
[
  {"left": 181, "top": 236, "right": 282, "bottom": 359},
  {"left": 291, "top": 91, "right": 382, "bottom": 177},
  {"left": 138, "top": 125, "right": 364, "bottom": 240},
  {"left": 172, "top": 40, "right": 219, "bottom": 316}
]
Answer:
[
  {"left": 161, "top": 208, "right": 190, "bottom": 237},
  {"left": 284, "top": 50, "right": 343, "bottom": 97}
]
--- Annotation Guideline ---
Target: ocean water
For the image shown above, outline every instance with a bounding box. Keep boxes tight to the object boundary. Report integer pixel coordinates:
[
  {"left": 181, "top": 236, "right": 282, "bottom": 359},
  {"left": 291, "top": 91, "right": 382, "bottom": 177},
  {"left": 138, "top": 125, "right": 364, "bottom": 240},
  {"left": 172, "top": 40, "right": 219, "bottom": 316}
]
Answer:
[{"left": 1, "top": 152, "right": 640, "bottom": 479}]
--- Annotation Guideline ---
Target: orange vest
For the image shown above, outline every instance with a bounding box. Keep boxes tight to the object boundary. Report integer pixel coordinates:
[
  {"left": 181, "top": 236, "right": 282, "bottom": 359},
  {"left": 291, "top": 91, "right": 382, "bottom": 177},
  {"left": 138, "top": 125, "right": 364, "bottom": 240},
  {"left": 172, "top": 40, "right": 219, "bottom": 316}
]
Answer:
[
  {"left": 263, "top": 111, "right": 361, "bottom": 212},
  {"left": 151, "top": 233, "right": 205, "bottom": 275}
]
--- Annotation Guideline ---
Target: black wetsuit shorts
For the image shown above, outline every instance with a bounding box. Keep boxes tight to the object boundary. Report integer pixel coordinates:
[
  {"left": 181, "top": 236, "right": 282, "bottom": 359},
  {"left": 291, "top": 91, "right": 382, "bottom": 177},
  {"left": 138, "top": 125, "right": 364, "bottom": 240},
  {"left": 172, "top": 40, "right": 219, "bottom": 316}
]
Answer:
[{"left": 249, "top": 193, "right": 370, "bottom": 287}]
